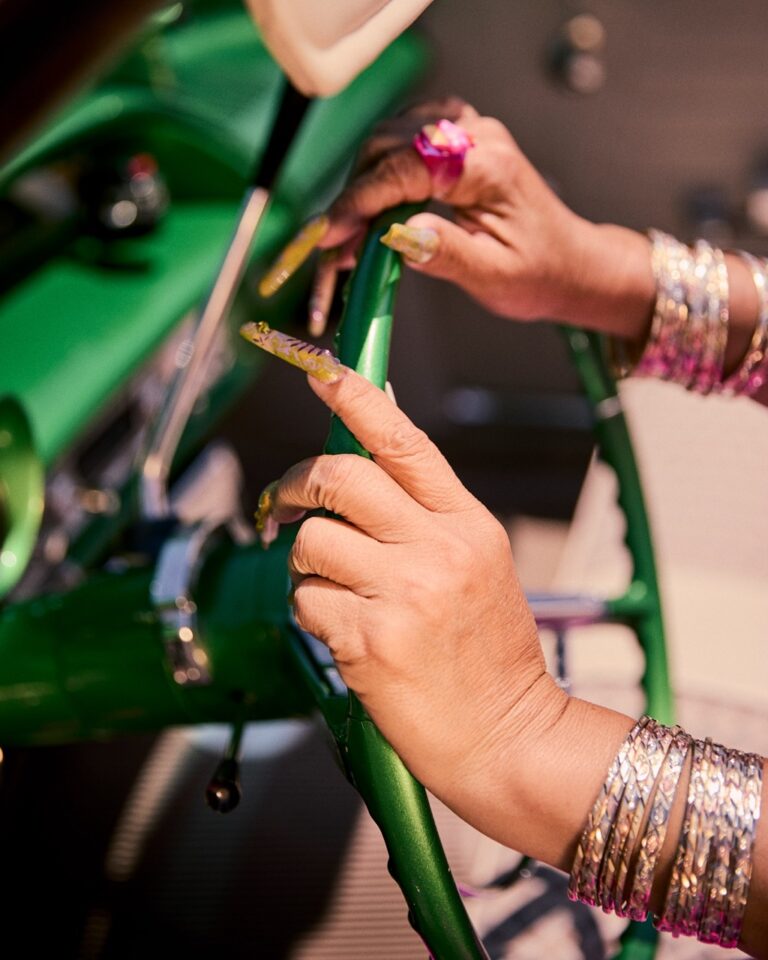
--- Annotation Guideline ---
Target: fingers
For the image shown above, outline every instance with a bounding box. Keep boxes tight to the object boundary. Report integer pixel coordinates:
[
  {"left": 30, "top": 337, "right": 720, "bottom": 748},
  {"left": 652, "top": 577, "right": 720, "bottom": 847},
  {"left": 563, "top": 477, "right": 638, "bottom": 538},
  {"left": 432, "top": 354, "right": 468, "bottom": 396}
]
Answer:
[
  {"left": 307, "top": 371, "right": 474, "bottom": 514},
  {"left": 289, "top": 515, "right": 387, "bottom": 595},
  {"left": 382, "top": 211, "right": 510, "bottom": 296},
  {"left": 321, "top": 147, "right": 434, "bottom": 249},
  {"left": 306, "top": 237, "right": 360, "bottom": 335},
  {"left": 355, "top": 98, "right": 477, "bottom": 173},
  {"left": 308, "top": 250, "right": 339, "bottom": 337},
  {"left": 404, "top": 96, "right": 478, "bottom": 122},
  {"left": 322, "top": 132, "right": 490, "bottom": 252},
  {"left": 272, "top": 451, "right": 423, "bottom": 540},
  {"left": 291, "top": 577, "right": 366, "bottom": 667}
]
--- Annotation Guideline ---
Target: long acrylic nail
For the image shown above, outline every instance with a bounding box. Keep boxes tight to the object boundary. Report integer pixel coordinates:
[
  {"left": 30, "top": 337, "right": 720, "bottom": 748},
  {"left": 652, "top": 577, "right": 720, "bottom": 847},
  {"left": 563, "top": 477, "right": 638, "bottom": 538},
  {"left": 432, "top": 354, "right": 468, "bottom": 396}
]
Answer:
[
  {"left": 259, "top": 214, "right": 330, "bottom": 297},
  {"left": 240, "top": 320, "right": 346, "bottom": 383},
  {"left": 308, "top": 250, "right": 338, "bottom": 337},
  {"left": 254, "top": 481, "right": 279, "bottom": 549},
  {"left": 380, "top": 224, "right": 439, "bottom": 264}
]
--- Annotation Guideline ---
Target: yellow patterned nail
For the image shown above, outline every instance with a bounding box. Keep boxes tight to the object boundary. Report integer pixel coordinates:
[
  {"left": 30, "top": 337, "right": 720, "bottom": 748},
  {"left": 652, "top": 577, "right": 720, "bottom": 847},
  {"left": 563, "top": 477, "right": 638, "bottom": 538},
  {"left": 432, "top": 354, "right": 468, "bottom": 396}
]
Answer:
[
  {"left": 380, "top": 224, "right": 439, "bottom": 264},
  {"left": 255, "top": 480, "right": 279, "bottom": 549},
  {"left": 258, "top": 214, "right": 330, "bottom": 297},
  {"left": 240, "top": 320, "right": 345, "bottom": 383}
]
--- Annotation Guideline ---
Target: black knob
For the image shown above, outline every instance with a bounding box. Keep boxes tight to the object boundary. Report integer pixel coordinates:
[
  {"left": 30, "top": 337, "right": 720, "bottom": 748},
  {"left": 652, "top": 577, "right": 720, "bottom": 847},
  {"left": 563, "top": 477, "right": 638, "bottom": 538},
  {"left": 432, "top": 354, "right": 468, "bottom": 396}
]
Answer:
[{"left": 205, "top": 758, "right": 241, "bottom": 814}]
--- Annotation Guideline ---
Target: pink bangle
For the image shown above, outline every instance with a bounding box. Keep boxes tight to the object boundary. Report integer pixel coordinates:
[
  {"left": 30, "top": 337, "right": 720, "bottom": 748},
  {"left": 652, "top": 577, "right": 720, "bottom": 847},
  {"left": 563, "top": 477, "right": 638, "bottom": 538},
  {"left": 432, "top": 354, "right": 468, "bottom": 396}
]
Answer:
[{"left": 719, "top": 250, "right": 768, "bottom": 397}]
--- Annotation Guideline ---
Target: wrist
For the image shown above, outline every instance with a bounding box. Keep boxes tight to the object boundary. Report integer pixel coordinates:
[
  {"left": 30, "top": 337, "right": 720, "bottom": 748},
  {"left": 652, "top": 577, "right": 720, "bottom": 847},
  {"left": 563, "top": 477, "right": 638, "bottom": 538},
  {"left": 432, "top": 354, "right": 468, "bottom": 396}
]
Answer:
[
  {"left": 552, "top": 220, "right": 655, "bottom": 342},
  {"left": 467, "top": 685, "right": 636, "bottom": 870}
]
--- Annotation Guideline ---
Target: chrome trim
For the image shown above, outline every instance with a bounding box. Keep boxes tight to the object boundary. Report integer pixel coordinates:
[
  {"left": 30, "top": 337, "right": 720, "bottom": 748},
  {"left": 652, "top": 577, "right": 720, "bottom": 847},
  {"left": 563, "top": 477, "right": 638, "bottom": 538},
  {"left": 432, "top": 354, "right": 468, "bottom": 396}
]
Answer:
[{"left": 140, "top": 186, "right": 270, "bottom": 518}]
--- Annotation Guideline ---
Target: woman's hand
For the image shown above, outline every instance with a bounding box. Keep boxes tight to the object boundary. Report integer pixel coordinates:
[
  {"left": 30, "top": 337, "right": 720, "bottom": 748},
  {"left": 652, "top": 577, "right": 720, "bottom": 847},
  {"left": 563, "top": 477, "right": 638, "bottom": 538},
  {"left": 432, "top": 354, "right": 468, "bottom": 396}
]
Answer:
[
  {"left": 317, "top": 98, "right": 655, "bottom": 335},
  {"left": 268, "top": 369, "right": 569, "bottom": 840}
]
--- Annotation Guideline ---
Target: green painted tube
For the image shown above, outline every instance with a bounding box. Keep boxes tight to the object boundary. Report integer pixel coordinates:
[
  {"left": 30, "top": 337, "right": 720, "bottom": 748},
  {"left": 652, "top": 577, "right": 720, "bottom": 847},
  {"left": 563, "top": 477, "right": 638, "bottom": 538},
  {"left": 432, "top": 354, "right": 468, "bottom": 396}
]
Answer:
[
  {"left": 313, "top": 207, "right": 490, "bottom": 960},
  {"left": 564, "top": 328, "right": 671, "bottom": 960},
  {"left": 0, "top": 536, "right": 311, "bottom": 745},
  {"left": 563, "top": 328, "right": 674, "bottom": 726}
]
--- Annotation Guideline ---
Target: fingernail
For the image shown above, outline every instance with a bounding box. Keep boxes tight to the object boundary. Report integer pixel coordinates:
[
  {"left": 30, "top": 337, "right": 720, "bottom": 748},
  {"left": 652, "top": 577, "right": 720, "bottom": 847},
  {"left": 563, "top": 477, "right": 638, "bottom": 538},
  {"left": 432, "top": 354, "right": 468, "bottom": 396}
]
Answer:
[
  {"left": 380, "top": 224, "right": 439, "bottom": 264},
  {"left": 240, "top": 320, "right": 347, "bottom": 383},
  {"left": 308, "top": 250, "right": 338, "bottom": 337},
  {"left": 259, "top": 214, "right": 330, "bottom": 297},
  {"left": 255, "top": 481, "right": 279, "bottom": 549}
]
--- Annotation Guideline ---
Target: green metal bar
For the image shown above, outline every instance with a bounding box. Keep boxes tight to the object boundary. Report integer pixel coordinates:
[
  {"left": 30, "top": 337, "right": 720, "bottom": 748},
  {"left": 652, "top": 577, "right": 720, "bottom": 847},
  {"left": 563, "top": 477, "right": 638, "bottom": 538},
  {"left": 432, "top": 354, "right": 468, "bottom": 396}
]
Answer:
[
  {"left": 563, "top": 328, "right": 674, "bottom": 725},
  {"left": 288, "top": 205, "right": 488, "bottom": 960},
  {"left": 564, "top": 328, "right": 674, "bottom": 960}
]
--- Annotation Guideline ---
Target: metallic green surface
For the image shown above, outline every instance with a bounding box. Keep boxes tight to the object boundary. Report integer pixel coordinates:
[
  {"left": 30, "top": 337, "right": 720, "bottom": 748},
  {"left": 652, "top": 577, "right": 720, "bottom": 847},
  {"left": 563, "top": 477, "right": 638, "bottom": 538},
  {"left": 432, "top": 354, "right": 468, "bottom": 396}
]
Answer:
[
  {"left": 326, "top": 204, "right": 421, "bottom": 455},
  {"left": 0, "top": 397, "right": 44, "bottom": 599},
  {"left": 0, "top": 535, "right": 310, "bottom": 745},
  {"left": 296, "top": 207, "right": 489, "bottom": 960},
  {"left": 617, "top": 917, "right": 659, "bottom": 960},
  {"left": 0, "top": 6, "right": 427, "bottom": 468},
  {"left": 564, "top": 328, "right": 673, "bottom": 727},
  {"left": 565, "top": 329, "right": 670, "bottom": 960}
]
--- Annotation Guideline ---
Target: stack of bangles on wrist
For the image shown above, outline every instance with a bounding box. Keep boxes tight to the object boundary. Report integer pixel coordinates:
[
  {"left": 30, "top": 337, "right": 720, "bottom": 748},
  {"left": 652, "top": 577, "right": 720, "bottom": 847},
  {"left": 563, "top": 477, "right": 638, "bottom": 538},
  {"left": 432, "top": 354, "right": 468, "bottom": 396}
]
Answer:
[
  {"left": 610, "top": 230, "right": 768, "bottom": 396},
  {"left": 569, "top": 717, "right": 763, "bottom": 946}
]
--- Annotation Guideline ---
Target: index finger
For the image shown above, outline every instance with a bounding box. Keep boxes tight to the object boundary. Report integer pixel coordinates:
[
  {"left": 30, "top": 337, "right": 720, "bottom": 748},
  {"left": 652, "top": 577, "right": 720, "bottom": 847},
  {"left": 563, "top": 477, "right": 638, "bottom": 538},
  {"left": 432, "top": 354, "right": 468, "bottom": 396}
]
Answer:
[
  {"left": 308, "top": 370, "right": 474, "bottom": 514},
  {"left": 321, "top": 148, "right": 434, "bottom": 250}
]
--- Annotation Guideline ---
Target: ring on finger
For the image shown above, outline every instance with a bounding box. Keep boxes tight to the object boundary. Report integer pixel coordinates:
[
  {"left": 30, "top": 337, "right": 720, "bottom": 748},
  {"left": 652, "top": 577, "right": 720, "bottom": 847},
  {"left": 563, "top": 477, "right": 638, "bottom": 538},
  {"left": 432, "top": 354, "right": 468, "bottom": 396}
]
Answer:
[{"left": 412, "top": 118, "right": 474, "bottom": 196}]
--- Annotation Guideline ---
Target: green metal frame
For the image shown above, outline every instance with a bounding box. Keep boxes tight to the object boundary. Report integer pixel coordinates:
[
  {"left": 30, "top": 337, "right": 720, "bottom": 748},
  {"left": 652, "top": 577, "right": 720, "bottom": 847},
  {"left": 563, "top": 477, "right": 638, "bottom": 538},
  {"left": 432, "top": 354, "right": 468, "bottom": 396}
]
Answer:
[
  {"left": 565, "top": 329, "right": 674, "bottom": 728},
  {"left": 289, "top": 205, "right": 489, "bottom": 959},
  {"left": 565, "top": 329, "right": 674, "bottom": 959}
]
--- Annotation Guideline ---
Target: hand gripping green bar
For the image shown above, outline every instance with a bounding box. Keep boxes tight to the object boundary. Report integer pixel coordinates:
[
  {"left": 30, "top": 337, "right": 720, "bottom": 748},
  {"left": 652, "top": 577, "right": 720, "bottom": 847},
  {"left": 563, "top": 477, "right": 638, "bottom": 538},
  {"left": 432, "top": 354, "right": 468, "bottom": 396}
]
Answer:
[{"left": 287, "top": 204, "right": 489, "bottom": 960}]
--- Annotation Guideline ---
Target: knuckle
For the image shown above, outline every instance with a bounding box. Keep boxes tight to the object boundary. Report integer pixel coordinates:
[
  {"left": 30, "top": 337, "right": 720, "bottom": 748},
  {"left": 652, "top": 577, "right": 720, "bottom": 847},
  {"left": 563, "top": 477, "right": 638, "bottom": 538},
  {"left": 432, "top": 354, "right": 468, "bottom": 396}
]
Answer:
[
  {"left": 476, "top": 114, "right": 514, "bottom": 145},
  {"left": 378, "top": 150, "right": 430, "bottom": 201},
  {"left": 305, "top": 454, "right": 357, "bottom": 507},
  {"left": 291, "top": 518, "right": 323, "bottom": 575},
  {"left": 377, "top": 417, "right": 430, "bottom": 462},
  {"left": 291, "top": 581, "right": 315, "bottom": 630},
  {"left": 487, "top": 517, "right": 512, "bottom": 554},
  {"left": 289, "top": 530, "right": 309, "bottom": 576}
]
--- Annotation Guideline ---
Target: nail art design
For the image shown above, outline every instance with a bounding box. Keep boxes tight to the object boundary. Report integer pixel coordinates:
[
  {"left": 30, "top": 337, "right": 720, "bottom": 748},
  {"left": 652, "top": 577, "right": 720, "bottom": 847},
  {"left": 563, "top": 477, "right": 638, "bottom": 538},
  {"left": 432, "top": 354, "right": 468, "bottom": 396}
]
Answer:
[
  {"left": 380, "top": 224, "right": 439, "bottom": 264},
  {"left": 254, "top": 480, "right": 279, "bottom": 549},
  {"left": 240, "top": 321, "right": 345, "bottom": 383},
  {"left": 258, "top": 214, "right": 329, "bottom": 297}
]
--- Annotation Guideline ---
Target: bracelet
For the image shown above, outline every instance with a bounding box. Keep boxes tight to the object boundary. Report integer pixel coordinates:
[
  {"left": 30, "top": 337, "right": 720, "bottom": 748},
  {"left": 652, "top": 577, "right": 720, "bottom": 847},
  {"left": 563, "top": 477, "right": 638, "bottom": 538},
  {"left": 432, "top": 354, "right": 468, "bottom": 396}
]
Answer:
[
  {"left": 701, "top": 747, "right": 763, "bottom": 947},
  {"left": 658, "top": 738, "right": 718, "bottom": 936},
  {"left": 610, "top": 230, "right": 768, "bottom": 398},
  {"left": 655, "top": 739, "right": 763, "bottom": 944},
  {"left": 632, "top": 233, "right": 728, "bottom": 391},
  {"left": 633, "top": 231, "right": 690, "bottom": 382},
  {"left": 719, "top": 250, "right": 768, "bottom": 397},
  {"left": 600, "top": 720, "right": 677, "bottom": 917},
  {"left": 625, "top": 726, "right": 690, "bottom": 921},
  {"left": 570, "top": 717, "right": 764, "bottom": 947},
  {"left": 568, "top": 716, "right": 650, "bottom": 907},
  {"left": 687, "top": 242, "right": 728, "bottom": 395}
]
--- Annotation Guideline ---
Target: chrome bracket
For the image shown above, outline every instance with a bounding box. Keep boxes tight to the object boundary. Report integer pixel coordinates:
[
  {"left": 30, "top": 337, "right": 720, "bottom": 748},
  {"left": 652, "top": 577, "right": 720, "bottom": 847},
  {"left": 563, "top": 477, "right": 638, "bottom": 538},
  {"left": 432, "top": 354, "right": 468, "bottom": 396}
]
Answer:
[{"left": 151, "top": 523, "right": 224, "bottom": 687}]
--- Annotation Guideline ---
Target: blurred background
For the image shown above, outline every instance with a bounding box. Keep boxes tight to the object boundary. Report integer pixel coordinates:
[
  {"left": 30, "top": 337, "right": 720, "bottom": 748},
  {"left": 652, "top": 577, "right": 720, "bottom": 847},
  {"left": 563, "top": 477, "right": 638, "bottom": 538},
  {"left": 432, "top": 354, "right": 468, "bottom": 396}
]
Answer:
[{"left": 1, "top": 1, "right": 767, "bottom": 958}]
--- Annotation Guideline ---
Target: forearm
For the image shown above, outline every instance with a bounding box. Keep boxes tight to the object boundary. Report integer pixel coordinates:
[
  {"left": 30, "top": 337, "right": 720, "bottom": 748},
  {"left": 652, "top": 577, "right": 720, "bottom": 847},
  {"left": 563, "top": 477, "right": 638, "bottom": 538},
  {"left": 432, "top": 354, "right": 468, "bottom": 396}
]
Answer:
[{"left": 432, "top": 681, "right": 768, "bottom": 956}]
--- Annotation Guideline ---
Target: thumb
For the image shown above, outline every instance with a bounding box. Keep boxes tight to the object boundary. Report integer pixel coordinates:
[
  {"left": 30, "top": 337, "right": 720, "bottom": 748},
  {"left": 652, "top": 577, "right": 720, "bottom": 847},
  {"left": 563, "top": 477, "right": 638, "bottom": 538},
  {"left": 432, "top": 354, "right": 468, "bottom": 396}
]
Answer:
[{"left": 381, "top": 211, "right": 503, "bottom": 292}]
